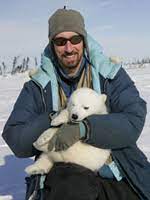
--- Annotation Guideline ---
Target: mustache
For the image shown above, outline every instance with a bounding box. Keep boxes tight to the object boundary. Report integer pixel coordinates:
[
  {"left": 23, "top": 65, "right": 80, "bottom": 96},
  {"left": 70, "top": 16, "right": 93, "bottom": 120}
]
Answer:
[{"left": 63, "top": 52, "right": 77, "bottom": 57}]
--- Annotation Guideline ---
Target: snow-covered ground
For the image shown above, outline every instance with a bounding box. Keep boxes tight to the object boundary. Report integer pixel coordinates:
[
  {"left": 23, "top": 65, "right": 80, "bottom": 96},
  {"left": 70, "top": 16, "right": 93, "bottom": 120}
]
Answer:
[{"left": 0, "top": 65, "right": 150, "bottom": 200}]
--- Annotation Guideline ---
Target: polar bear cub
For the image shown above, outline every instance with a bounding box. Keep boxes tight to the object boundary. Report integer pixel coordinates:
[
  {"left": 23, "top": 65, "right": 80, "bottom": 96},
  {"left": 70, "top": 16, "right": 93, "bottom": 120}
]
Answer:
[{"left": 25, "top": 88, "right": 110, "bottom": 175}]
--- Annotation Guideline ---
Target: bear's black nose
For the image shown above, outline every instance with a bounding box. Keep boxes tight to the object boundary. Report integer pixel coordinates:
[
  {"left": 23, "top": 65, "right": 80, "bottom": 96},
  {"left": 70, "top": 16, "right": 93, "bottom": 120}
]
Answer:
[{"left": 71, "top": 114, "right": 78, "bottom": 120}]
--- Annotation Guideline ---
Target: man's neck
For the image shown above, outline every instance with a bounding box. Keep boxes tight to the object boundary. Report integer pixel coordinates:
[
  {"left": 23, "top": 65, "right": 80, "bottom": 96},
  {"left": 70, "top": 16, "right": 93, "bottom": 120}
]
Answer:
[
  {"left": 62, "top": 66, "right": 80, "bottom": 77},
  {"left": 56, "top": 57, "right": 86, "bottom": 82},
  {"left": 60, "top": 57, "right": 84, "bottom": 78}
]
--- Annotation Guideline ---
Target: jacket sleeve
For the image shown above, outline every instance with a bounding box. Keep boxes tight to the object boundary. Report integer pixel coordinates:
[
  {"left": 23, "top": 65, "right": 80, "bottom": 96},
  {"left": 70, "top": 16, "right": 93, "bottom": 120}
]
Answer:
[
  {"left": 2, "top": 81, "right": 51, "bottom": 158},
  {"left": 86, "top": 68, "right": 147, "bottom": 150}
]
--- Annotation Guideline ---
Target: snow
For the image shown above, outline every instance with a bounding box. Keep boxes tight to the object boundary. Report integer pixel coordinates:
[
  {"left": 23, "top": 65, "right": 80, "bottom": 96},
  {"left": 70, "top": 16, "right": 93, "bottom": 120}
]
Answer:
[{"left": 0, "top": 65, "right": 150, "bottom": 199}]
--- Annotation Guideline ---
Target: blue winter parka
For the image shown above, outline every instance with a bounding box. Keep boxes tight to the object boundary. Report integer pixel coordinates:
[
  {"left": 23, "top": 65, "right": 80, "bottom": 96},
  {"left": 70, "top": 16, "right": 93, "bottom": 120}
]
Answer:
[{"left": 2, "top": 36, "right": 150, "bottom": 200}]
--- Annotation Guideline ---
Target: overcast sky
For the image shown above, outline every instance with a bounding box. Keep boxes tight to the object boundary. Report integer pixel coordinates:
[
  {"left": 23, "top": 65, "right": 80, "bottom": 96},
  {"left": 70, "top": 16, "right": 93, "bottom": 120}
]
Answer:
[{"left": 0, "top": 0, "right": 150, "bottom": 62}]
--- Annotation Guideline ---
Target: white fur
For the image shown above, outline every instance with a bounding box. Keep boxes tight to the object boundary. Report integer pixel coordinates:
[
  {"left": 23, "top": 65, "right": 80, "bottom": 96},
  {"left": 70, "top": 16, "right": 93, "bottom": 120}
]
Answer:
[{"left": 25, "top": 88, "right": 110, "bottom": 175}]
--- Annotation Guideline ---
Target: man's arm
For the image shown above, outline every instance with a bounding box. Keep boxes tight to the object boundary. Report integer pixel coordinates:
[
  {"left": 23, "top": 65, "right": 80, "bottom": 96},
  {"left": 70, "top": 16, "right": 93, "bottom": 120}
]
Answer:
[
  {"left": 86, "top": 68, "right": 147, "bottom": 149},
  {"left": 2, "top": 81, "right": 51, "bottom": 158}
]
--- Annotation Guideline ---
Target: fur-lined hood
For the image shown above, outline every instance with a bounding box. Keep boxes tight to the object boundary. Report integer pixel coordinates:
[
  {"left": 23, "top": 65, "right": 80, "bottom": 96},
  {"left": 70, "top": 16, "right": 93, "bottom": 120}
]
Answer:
[{"left": 29, "top": 34, "right": 122, "bottom": 110}]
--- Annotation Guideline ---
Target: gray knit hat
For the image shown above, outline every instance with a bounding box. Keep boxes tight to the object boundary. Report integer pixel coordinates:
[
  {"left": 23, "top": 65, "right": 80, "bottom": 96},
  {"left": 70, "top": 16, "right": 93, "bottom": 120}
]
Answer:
[{"left": 48, "top": 8, "right": 87, "bottom": 43}]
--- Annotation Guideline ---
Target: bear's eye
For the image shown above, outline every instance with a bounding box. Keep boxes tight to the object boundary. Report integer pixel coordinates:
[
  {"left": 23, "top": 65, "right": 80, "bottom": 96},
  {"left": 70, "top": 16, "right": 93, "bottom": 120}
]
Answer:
[{"left": 84, "top": 106, "right": 89, "bottom": 110}]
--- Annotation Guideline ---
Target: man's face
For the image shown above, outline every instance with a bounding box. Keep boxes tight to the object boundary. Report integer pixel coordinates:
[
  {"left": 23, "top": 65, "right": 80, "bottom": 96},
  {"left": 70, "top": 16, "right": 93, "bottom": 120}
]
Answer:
[{"left": 52, "top": 32, "right": 84, "bottom": 73}]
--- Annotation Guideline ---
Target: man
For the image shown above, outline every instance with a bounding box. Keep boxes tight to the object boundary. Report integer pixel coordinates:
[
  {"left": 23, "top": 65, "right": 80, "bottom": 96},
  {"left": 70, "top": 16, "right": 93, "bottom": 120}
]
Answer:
[{"left": 2, "top": 8, "right": 150, "bottom": 200}]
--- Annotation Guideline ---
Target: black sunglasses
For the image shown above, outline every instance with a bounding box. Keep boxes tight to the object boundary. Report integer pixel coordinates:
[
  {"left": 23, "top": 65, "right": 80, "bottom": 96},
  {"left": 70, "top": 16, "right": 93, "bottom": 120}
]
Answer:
[{"left": 52, "top": 35, "right": 83, "bottom": 46}]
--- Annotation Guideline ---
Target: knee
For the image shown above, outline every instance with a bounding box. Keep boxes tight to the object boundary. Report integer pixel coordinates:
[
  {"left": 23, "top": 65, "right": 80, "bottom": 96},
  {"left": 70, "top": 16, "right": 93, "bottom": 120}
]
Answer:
[{"left": 44, "top": 163, "right": 99, "bottom": 200}]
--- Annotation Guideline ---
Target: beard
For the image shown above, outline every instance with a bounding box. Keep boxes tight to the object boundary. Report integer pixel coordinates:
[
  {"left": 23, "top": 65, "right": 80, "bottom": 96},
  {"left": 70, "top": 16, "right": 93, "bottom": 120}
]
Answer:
[{"left": 58, "top": 51, "right": 83, "bottom": 70}]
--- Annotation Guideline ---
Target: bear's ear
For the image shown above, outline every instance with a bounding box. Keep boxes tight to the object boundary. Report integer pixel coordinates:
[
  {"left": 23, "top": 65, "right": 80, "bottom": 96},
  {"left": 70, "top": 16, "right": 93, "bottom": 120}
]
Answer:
[{"left": 100, "top": 94, "right": 107, "bottom": 103}]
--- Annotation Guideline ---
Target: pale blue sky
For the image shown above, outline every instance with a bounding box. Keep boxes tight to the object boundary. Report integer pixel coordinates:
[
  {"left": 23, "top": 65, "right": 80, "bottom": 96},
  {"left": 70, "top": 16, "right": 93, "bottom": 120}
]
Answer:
[{"left": 0, "top": 0, "right": 150, "bottom": 61}]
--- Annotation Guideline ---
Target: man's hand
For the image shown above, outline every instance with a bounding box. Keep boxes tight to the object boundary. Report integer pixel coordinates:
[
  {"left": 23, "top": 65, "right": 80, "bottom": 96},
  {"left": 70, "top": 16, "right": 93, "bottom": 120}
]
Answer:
[{"left": 48, "top": 122, "right": 86, "bottom": 151}]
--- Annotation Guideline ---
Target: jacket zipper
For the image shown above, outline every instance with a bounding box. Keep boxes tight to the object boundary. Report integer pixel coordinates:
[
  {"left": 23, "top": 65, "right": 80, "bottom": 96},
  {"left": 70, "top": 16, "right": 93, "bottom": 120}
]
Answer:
[{"left": 103, "top": 78, "right": 109, "bottom": 93}]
